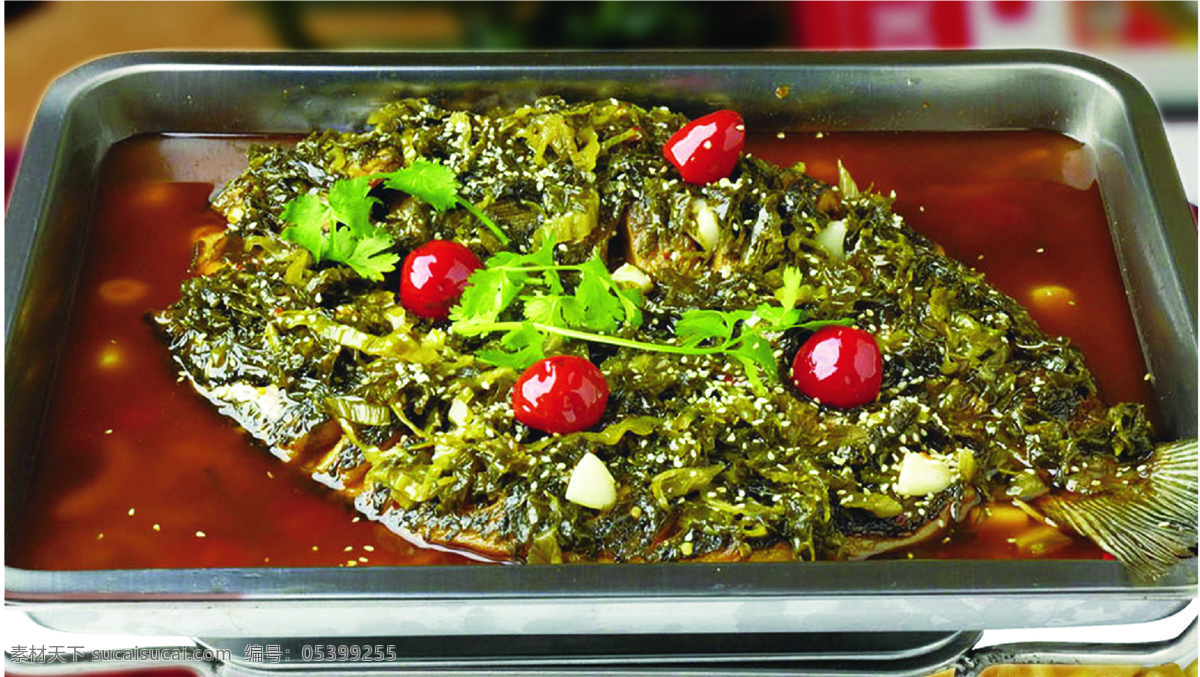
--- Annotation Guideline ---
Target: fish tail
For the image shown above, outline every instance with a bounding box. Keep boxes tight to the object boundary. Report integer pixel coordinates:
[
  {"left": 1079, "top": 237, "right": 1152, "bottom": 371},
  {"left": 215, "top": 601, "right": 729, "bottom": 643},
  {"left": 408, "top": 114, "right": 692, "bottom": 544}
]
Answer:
[{"left": 1037, "top": 438, "right": 1197, "bottom": 582}]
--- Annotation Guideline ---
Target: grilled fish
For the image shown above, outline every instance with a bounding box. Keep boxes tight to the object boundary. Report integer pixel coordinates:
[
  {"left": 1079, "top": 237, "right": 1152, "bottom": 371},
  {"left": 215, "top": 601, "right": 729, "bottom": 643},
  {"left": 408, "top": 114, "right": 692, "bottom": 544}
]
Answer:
[{"left": 155, "top": 97, "right": 1196, "bottom": 578}]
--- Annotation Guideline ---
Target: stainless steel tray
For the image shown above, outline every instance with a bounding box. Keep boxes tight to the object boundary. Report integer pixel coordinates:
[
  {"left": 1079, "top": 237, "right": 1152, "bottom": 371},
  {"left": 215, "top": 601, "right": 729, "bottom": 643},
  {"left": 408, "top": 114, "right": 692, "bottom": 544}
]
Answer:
[{"left": 5, "top": 51, "right": 1196, "bottom": 639}]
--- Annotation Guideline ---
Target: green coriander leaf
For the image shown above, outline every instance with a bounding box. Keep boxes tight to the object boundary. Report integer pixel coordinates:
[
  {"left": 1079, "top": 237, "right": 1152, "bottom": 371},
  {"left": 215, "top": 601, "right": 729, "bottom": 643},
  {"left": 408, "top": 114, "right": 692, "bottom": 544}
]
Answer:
[
  {"left": 613, "top": 285, "right": 644, "bottom": 329},
  {"left": 279, "top": 178, "right": 400, "bottom": 281},
  {"left": 382, "top": 160, "right": 460, "bottom": 212},
  {"left": 476, "top": 324, "right": 545, "bottom": 369},
  {"left": 377, "top": 159, "right": 509, "bottom": 244},
  {"left": 776, "top": 266, "right": 804, "bottom": 311},
  {"left": 485, "top": 250, "right": 526, "bottom": 270},
  {"left": 576, "top": 252, "right": 611, "bottom": 282},
  {"left": 524, "top": 295, "right": 583, "bottom": 328},
  {"left": 543, "top": 269, "right": 565, "bottom": 295},
  {"left": 483, "top": 236, "right": 553, "bottom": 274},
  {"left": 731, "top": 331, "right": 776, "bottom": 372},
  {"left": 450, "top": 266, "right": 525, "bottom": 332},
  {"left": 328, "top": 176, "right": 380, "bottom": 237},
  {"left": 491, "top": 272, "right": 531, "bottom": 316},
  {"left": 325, "top": 223, "right": 357, "bottom": 262},
  {"left": 281, "top": 155, "right": 516, "bottom": 279},
  {"left": 525, "top": 233, "right": 558, "bottom": 267},
  {"left": 753, "top": 303, "right": 802, "bottom": 331},
  {"left": 731, "top": 331, "right": 775, "bottom": 397},
  {"left": 675, "top": 310, "right": 733, "bottom": 347},
  {"left": 560, "top": 295, "right": 587, "bottom": 327},
  {"left": 522, "top": 296, "right": 561, "bottom": 325},
  {"left": 752, "top": 305, "right": 783, "bottom": 327},
  {"left": 577, "top": 253, "right": 643, "bottom": 329},
  {"left": 474, "top": 349, "right": 527, "bottom": 370},
  {"left": 340, "top": 233, "right": 399, "bottom": 281},
  {"left": 576, "top": 257, "right": 623, "bottom": 333},
  {"left": 320, "top": 219, "right": 397, "bottom": 281},
  {"left": 734, "top": 356, "right": 768, "bottom": 397},
  {"left": 280, "top": 193, "right": 332, "bottom": 262}
]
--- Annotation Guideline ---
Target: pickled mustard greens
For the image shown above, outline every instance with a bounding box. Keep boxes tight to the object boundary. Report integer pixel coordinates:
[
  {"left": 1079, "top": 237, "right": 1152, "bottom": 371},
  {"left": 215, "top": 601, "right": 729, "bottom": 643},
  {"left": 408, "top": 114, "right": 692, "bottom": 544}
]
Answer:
[{"left": 155, "top": 97, "right": 1195, "bottom": 574}]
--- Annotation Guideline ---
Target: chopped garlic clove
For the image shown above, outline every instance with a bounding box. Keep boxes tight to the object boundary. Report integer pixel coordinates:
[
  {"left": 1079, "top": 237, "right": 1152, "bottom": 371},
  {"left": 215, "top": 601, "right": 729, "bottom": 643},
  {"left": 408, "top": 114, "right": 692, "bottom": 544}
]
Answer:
[
  {"left": 815, "top": 220, "right": 848, "bottom": 260},
  {"left": 612, "top": 263, "right": 654, "bottom": 293},
  {"left": 448, "top": 398, "right": 471, "bottom": 427},
  {"left": 689, "top": 197, "right": 720, "bottom": 251},
  {"left": 565, "top": 453, "right": 617, "bottom": 510},
  {"left": 895, "top": 452, "right": 955, "bottom": 497}
]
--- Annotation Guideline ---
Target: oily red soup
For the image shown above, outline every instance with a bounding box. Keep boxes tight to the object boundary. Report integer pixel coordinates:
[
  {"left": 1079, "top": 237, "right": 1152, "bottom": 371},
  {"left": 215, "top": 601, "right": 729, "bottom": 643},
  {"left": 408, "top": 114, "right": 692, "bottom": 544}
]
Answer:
[{"left": 8, "top": 131, "right": 1149, "bottom": 569}]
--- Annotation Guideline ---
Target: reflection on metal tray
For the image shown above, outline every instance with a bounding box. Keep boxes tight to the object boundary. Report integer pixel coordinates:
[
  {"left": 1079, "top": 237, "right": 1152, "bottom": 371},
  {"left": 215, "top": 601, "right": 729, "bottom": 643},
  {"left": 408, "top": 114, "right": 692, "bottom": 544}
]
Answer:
[
  {"left": 4, "top": 605, "right": 1196, "bottom": 675},
  {"left": 4, "top": 51, "right": 1197, "bottom": 639},
  {"left": 200, "top": 629, "right": 981, "bottom": 674}
]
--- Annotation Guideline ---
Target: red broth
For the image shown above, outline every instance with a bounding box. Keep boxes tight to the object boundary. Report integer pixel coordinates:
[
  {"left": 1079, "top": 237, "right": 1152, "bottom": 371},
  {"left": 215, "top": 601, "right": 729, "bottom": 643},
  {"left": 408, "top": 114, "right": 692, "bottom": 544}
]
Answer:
[{"left": 9, "top": 131, "right": 1148, "bottom": 569}]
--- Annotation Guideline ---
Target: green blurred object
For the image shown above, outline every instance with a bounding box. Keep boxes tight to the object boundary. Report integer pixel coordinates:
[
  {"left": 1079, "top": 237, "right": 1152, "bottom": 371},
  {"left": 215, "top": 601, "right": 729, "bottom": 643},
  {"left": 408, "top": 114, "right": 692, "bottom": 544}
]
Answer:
[{"left": 258, "top": 1, "right": 790, "bottom": 50}]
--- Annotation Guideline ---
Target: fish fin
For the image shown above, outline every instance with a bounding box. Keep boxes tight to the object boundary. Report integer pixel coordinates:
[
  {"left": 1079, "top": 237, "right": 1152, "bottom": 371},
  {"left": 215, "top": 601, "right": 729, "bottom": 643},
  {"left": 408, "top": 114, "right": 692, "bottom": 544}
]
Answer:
[{"left": 1037, "top": 438, "right": 1197, "bottom": 582}]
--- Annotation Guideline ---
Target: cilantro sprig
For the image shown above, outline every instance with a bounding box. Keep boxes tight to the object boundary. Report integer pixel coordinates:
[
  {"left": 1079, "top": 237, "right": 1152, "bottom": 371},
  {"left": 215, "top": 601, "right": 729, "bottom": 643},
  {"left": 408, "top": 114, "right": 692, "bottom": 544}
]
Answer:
[
  {"left": 378, "top": 160, "right": 509, "bottom": 246},
  {"left": 280, "top": 160, "right": 508, "bottom": 280},
  {"left": 450, "top": 236, "right": 643, "bottom": 369},
  {"left": 450, "top": 241, "right": 850, "bottom": 388},
  {"left": 280, "top": 176, "right": 398, "bottom": 280},
  {"left": 669, "top": 268, "right": 850, "bottom": 391}
]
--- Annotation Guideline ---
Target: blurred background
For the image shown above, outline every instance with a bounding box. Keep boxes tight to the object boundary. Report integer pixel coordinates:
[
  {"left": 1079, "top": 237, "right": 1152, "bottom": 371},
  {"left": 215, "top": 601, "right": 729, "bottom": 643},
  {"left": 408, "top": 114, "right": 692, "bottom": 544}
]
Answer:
[{"left": 5, "top": 0, "right": 1198, "bottom": 200}]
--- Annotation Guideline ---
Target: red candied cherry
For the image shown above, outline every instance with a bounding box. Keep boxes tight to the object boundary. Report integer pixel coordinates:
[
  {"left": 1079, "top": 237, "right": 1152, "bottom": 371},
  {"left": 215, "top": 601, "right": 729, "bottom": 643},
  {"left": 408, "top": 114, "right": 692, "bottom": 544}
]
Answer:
[
  {"left": 399, "top": 240, "right": 483, "bottom": 320},
  {"left": 663, "top": 110, "right": 746, "bottom": 185},
  {"left": 513, "top": 356, "right": 609, "bottom": 434},
  {"left": 791, "top": 326, "right": 882, "bottom": 409}
]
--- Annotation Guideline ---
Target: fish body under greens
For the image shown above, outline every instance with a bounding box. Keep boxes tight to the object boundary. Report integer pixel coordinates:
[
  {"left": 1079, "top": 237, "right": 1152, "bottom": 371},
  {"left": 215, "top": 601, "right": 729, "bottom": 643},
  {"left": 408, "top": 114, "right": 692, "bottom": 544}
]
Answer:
[{"left": 154, "top": 97, "right": 1196, "bottom": 577}]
